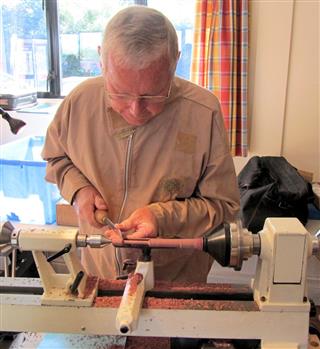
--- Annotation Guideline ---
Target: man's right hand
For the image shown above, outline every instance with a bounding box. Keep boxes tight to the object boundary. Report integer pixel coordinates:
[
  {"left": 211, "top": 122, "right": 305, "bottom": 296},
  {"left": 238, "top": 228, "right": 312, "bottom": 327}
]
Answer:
[{"left": 72, "top": 185, "right": 108, "bottom": 228}]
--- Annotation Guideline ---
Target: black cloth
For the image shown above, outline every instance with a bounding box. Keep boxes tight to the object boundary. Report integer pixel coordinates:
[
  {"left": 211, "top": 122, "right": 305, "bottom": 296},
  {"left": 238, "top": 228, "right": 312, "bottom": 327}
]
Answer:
[{"left": 238, "top": 156, "right": 314, "bottom": 233}]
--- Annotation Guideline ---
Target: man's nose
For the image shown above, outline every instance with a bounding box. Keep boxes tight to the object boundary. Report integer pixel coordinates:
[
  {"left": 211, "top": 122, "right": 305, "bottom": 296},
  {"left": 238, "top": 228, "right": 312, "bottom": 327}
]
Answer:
[{"left": 129, "top": 99, "right": 145, "bottom": 116}]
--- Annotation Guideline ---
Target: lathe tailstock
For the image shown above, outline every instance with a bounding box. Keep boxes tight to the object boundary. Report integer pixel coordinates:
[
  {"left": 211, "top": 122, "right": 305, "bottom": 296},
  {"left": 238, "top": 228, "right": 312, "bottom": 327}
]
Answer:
[{"left": 0, "top": 217, "right": 319, "bottom": 349}]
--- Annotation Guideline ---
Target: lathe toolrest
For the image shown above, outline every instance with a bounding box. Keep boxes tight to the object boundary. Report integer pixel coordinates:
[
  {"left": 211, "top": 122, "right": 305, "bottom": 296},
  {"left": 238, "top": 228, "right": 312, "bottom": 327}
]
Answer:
[{"left": 0, "top": 217, "right": 319, "bottom": 348}]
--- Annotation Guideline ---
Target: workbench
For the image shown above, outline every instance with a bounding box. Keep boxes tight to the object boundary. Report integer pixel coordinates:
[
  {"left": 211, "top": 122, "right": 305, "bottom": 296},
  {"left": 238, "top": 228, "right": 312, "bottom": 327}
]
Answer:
[{"left": 0, "top": 218, "right": 319, "bottom": 349}]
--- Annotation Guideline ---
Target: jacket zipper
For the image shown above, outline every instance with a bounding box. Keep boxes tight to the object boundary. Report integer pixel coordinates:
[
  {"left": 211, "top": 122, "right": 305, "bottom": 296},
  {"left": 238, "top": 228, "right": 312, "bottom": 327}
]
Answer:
[{"left": 115, "top": 130, "right": 135, "bottom": 276}]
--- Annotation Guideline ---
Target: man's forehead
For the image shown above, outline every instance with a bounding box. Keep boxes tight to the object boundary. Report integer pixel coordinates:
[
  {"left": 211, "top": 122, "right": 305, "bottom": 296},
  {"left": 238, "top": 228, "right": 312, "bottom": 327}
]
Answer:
[
  {"left": 105, "top": 55, "right": 171, "bottom": 92},
  {"left": 106, "top": 53, "right": 170, "bottom": 76}
]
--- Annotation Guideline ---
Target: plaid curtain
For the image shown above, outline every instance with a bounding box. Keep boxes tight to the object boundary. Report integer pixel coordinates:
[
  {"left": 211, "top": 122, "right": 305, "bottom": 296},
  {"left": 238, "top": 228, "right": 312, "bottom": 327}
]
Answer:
[{"left": 191, "top": 0, "right": 248, "bottom": 156}]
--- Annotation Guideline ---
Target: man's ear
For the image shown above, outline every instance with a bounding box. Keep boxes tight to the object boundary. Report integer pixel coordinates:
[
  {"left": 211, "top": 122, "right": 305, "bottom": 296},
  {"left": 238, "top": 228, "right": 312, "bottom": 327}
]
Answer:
[
  {"left": 98, "top": 46, "right": 105, "bottom": 71},
  {"left": 172, "top": 52, "right": 181, "bottom": 73}
]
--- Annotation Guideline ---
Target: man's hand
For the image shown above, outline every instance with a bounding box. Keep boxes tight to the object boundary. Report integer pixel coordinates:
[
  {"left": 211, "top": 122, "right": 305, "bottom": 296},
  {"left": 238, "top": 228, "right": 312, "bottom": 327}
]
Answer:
[
  {"left": 73, "top": 186, "right": 108, "bottom": 228},
  {"left": 115, "top": 206, "right": 158, "bottom": 239}
]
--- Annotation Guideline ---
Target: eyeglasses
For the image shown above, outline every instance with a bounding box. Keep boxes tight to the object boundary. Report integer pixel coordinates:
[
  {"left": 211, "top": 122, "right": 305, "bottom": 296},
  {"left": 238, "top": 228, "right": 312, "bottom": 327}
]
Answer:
[{"left": 106, "top": 80, "right": 172, "bottom": 104}]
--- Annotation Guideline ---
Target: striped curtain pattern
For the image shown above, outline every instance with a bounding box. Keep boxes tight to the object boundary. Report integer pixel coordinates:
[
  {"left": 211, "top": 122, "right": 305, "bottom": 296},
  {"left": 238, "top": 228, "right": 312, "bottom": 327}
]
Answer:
[{"left": 191, "top": 0, "right": 248, "bottom": 156}]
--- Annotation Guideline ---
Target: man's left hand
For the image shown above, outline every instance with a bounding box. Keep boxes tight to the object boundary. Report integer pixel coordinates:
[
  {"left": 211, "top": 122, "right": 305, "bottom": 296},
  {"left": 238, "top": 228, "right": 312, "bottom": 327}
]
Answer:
[{"left": 116, "top": 206, "right": 158, "bottom": 239}]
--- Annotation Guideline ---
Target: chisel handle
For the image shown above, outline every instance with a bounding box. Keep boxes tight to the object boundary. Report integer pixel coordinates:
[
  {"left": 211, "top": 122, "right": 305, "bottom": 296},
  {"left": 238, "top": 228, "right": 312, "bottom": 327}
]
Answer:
[{"left": 94, "top": 209, "right": 109, "bottom": 225}]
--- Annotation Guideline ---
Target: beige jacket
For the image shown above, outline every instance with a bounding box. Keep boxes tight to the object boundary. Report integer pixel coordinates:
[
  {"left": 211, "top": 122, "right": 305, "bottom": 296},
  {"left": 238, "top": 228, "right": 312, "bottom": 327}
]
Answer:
[{"left": 42, "top": 76, "right": 240, "bottom": 282}]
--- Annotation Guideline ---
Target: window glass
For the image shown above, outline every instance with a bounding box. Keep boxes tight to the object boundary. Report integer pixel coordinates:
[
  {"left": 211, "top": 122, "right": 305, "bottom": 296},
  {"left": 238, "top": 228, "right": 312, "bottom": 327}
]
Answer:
[
  {"left": 58, "top": 0, "right": 135, "bottom": 95},
  {"left": 0, "top": 0, "right": 48, "bottom": 93},
  {"left": 148, "top": 0, "right": 195, "bottom": 80},
  {"left": 1, "top": 0, "right": 195, "bottom": 97}
]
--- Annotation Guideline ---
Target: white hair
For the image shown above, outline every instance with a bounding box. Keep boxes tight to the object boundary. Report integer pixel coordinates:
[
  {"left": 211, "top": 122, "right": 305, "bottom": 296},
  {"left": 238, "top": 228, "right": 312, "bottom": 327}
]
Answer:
[{"left": 101, "top": 6, "right": 179, "bottom": 74}]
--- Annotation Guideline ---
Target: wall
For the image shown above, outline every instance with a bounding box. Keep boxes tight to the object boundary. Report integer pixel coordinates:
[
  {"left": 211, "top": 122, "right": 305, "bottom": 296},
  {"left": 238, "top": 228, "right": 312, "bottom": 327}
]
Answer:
[
  {"left": 0, "top": 101, "right": 60, "bottom": 145},
  {"left": 0, "top": 111, "right": 53, "bottom": 144},
  {"left": 234, "top": 0, "right": 319, "bottom": 181},
  {"left": 282, "top": 0, "right": 319, "bottom": 179}
]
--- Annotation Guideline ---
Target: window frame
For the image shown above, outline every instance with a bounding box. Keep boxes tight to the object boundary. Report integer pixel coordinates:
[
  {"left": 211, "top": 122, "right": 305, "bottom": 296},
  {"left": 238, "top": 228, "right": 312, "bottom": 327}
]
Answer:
[
  {"left": 41, "top": 0, "right": 148, "bottom": 98},
  {"left": 39, "top": 0, "right": 61, "bottom": 98}
]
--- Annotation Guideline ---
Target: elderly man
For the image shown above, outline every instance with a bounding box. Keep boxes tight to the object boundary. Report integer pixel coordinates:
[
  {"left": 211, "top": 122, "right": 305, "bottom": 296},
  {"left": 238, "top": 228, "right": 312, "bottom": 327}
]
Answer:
[{"left": 42, "top": 6, "right": 240, "bottom": 282}]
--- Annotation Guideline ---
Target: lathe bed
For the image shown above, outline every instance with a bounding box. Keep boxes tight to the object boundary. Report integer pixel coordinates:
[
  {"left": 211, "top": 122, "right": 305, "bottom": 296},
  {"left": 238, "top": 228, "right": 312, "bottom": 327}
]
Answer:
[
  {"left": 96, "top": 279, "right": 257, "bottom": 310},
  {"left": 2, "top": 277, "right": 319, "bottom": 349}
]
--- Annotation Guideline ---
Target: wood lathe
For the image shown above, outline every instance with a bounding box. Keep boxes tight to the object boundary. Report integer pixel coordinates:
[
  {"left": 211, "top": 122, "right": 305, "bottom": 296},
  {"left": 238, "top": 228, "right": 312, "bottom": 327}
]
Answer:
[{"left": 0, "top": 217, "right": 319, "bottom": 348}]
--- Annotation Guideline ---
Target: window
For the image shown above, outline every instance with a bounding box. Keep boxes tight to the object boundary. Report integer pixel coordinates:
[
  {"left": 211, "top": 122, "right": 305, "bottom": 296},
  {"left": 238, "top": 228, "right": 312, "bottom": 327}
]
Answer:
[
  {"left": 1, "top": 0, "right": 195, "bottom": 98},
  {"left": 0, "top": 0, "right": 48, "bottom": 93}
]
